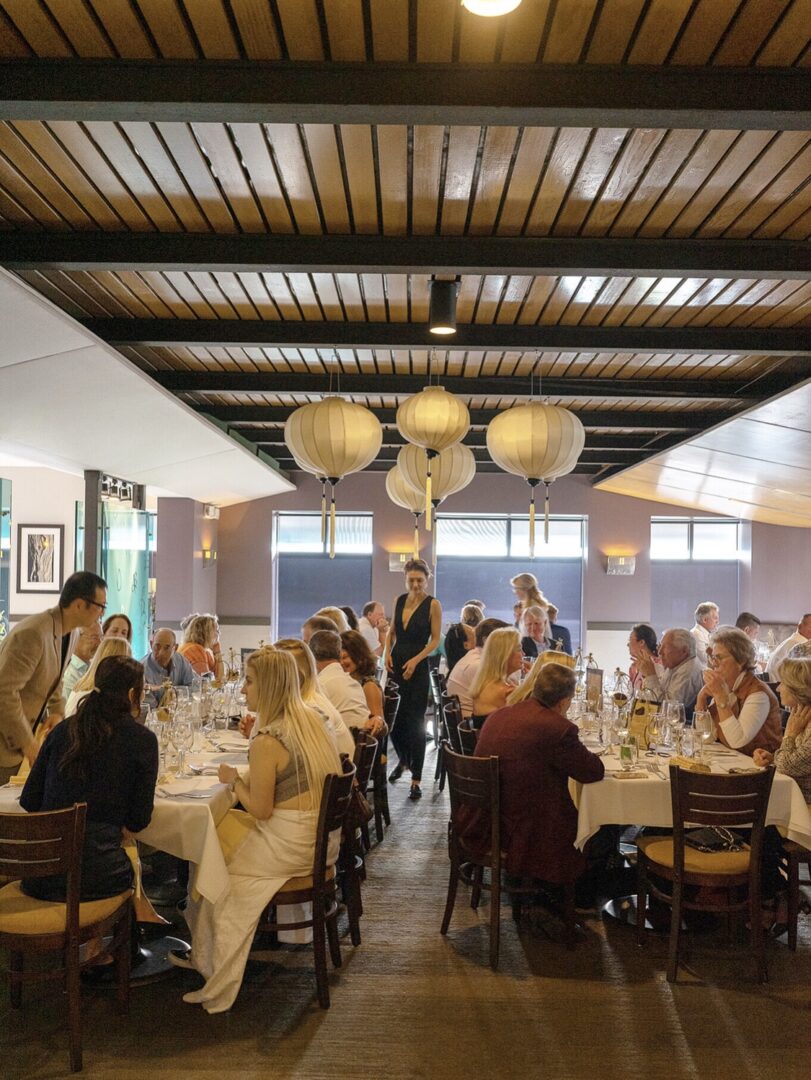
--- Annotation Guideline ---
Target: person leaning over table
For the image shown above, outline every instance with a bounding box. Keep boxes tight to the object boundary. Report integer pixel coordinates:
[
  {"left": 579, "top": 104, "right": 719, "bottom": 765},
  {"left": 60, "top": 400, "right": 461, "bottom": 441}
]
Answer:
[
  {"left": 696, "top": 626, "right": 782, "bottom": 755},
  {"left": 61, "top": 620, "right": 103, "bottom": 700},
  {"left": 634, "top": 627, "right": 704, "bottom": 717},
  {"left": 141, "top": 627, "right": 195, "bottom": 706},
  {"left": 0, "top": 570, "right": 107, "bottom": 783},
  {"left": 754, "top": 656, "right": 811, "bottom": 801},
  {"left": 171, "top": 648, "right": 342, "bottom": 1014}
]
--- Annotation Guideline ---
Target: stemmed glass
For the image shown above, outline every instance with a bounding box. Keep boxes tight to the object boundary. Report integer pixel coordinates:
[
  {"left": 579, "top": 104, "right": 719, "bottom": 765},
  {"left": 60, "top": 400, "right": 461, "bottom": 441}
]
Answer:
[
  {"left": 170, "top": 718, "right": 194, "bottom": 778},
  {"left": 664, "top": 701, "right": 686, "bottom": 752},
  {"left": 693, "top": 710, "right": 715, "bottom": 762}
]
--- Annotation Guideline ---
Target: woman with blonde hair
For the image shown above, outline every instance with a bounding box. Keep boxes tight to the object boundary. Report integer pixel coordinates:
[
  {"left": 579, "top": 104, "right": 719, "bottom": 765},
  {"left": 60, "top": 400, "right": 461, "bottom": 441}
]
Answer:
[
  {"left": 274, "top": 638, "right": 355, "bottom": 757},
  {"left": 469, "top": 627, "right": 523, "bottom": 727},
  {"left": 314, "top": 606, "right": 350, "bottom": 633},
  {"left": 65, "top": 636, "right": 132, "bottom": 717},
  {"left": 178, "top": 612, "right": 224, "bottom": 679},
  {"left": 754, "top": 657, "right": 811, "bottom": 801},
  {"left": 175, "top": 648, "right": 342, "bottom": 1013},
  {"left": 510, "top": 572, "right": 546, "bottom": 611}
]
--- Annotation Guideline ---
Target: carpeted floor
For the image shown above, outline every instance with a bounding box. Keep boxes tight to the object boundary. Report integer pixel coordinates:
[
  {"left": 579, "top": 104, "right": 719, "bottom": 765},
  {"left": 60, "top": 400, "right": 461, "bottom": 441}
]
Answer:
[{"left": 3, "top": 744, "right": 811, "bottom": 1079}]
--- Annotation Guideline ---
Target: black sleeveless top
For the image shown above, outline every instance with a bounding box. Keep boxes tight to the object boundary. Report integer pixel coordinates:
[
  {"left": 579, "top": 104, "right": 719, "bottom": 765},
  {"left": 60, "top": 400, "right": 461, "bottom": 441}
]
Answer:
[{"left": 392, "top": 593, "right": 434, "bottom": 664}]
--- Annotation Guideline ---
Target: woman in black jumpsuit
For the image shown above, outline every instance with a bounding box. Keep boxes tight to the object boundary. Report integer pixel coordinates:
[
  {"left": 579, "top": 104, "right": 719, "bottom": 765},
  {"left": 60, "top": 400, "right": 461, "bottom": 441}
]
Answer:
[{"left": 386, "top": 558, "right": 441, "bottom": 801}]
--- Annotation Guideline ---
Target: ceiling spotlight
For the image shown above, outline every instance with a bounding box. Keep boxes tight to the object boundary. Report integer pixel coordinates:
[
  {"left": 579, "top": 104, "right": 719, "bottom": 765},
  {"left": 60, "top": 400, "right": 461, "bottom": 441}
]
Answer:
[
  {"left": 429, "top": 279, "right": 458, "bottom": 336},
  {"left": 462, "top": 0, "right": 523, "bottom": 16}
]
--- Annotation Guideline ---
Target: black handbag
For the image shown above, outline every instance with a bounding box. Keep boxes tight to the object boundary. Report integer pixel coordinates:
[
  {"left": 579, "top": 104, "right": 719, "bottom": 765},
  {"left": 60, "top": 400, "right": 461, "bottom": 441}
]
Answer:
[{"left": 684, "top": 826, "right": 745, "bottom": 854}]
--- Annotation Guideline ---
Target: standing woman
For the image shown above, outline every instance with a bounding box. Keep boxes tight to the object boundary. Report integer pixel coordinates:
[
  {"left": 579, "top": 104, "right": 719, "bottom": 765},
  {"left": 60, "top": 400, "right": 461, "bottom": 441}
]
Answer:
[
  {"left": 510, "top": 572, "right": 546, "bottom": 612},
  {"left": 385, "top": 558, "right": 442, "bottom": 801}
]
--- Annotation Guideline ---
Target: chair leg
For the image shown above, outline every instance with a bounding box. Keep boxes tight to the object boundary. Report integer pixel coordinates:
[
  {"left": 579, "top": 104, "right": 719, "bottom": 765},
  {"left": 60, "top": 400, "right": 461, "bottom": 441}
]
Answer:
[
  {"left": 66, "top": 943, "right": 83, "bottom": 1073},
  {"left": 381, "top": 783, "right": 391, "bottom": 827},
  {"left": 787, "top": 851, "right": 800, "bottom": 952},
  {"left": 346, "top": 862, "right": 363, "bottom": 947},
  {"left": 750, "top": 879, "right": 768, "bottom": 984},
  {"left": 373, "top": 783, "right": 385, "bottom": 843},
  {"left": 115, "top": 913, "right": 132, "bottom": 1015},
  {"left": 636, "top": 858, "right": 646, "bottom": 947},
  {"left": 470, "top": 864, "right": 483, "bottom": 909},
  {"left": 360, "top": 820, "right": 370, "bottom": 852},
  {"left": 667, "top": 878, "right": 683, "bottom": 983},
  {"left": 490, "top": 867, "right": 501, "bottom": 970},
  {"left": 440, "top": 860, "right": 460, "bottom": 935},
  {"left": 563, "top": 882, "right": 577, "bottom": 951},
  {"left": 326, "top": 908, "right": 342, "bottom": 969},
  {"left": 312, "top": 899, "right": 330, "bottom": 1009},
  {"left": 9, "top": 951, "right": 22, "bottom": 1008}
]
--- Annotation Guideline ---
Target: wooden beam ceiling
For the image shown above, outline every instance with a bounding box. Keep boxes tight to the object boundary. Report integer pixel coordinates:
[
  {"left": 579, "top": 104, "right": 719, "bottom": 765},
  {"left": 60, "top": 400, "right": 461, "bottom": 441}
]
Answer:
[{"left": 1, "top": 60, "right": 809, "bottom": 130}]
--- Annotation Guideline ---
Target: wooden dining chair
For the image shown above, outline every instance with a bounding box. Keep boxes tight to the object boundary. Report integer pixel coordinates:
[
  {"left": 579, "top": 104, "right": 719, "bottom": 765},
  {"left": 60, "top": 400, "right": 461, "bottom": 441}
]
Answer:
[
  {"left": 369, "top": 691, "right": 399, "bottom": 842},
  {"left": 457, "top": 717, "right": 479, "bottom": 756},
  {"left": 436, "top": 695, "right": 463, "bottom": 791},
  {"left": 0, "top": 804, "right": 133, "bottom": 1073},
  {"left": 781, "top": 839, "right": 811, "bottom": 951},
  {"left": 351, "top": 730, "right": 378, "bottom": 854},
  {"left": 251, "top": 765, "right": 356, "bottom": 1009},
  {"left": 636, "top": 764, "right": 775, "bottom": 983}
]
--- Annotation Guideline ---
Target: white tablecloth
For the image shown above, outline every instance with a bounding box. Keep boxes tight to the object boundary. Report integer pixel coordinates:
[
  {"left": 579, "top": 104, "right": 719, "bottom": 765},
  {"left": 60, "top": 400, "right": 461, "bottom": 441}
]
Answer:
[
  {"left": 0, "top": 744, "right": 242, "bottom": 904},
  {"left": 572, "top": 745, "right": 811, "bottom": 851}
]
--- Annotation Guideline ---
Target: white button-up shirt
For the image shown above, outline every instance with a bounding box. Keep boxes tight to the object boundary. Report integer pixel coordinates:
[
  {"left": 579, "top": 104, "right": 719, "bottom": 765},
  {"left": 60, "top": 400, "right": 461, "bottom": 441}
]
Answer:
[
  {"left": 317, "top": 662, "right": 370, "bottom": 731},
  {"left": 690, "top": 623, "right": 712, "bottom": 666},
  {"left": 767, "top": 631, "right": 807, "bottom": 681}
]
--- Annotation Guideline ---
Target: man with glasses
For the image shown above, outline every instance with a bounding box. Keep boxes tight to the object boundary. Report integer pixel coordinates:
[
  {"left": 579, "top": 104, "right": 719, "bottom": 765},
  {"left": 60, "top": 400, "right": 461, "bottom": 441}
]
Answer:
[{"left": 0, "top": 570, "right": 107, "bottom": 782}]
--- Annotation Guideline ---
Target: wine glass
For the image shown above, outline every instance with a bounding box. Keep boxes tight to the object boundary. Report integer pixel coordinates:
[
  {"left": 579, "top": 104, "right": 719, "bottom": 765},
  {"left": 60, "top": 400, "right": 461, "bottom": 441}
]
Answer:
[
  {"left": 646, "top": 712, "right": 663, "bottom": 752},
  {"left": 694, "top": 710, "right": 715, "bottom": 762},
  {"left": 664, "top": 700, "right": 686, "bottom": 752},
  {"left": 170, "top": 719, "right": 194, "bottom": 778}
]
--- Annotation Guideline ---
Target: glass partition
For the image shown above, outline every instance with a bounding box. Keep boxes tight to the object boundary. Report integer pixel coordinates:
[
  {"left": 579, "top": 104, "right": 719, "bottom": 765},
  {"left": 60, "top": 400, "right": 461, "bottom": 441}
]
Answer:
[
  {"left": 101, "top": 504, "right": 151, "bottom": 659},
  {"left": 0, "top": 478, "right": 10, "bottom": 639}
]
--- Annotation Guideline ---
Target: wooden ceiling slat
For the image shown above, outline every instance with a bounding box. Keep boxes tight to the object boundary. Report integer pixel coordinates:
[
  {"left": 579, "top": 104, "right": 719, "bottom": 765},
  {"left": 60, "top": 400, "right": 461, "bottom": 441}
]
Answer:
[
  {"left": 440, "top": 125, "right": 481, "bottom": 234},
  {"left": 383, "top": 273, "right": 408, "bottom": 321},
  {"left": 47, "top": 0, "right": 114, "bottom": 56},
  {"left": 323, "top": 0, "right": 365, "bottom": 62},
  {"left": 608, "top": 128, "right": 702, "bottom": 236},
  {"left": 499, "top": 0, "right": 550, "bottom": 62},
  {"left": 263, "top": 124, "right": 321, "bottom": 233},
  {"left": 300, "top": 124, "right": 351, "bottom": 232},
  {"left": 275, "top": 0, "right": 324, "bottom": 61},
  {"left": 749, "top": 282, "right": 811, "bottom": 327},
  {"left": 468, "top": 126, "right": 518, "bottom": 235},
  {"left": 261, "top": 271, "right": 302, "bottom": 319},
  {"left": 585, "top": 0, "right": 645, "bottom": 64},
  {"left": 159, "top": 271, "right": 218, "bottom": 318},
  {"left": 725, "top": 142, "right": 811, "bottom": 237},
  {"left": 558, "top": 276, "right": 608, "bottom": 325},
  {"left": 340, "top": 125, "right": 378, "bottom": 233},
  {"left": 183, "top": 0, "right": 241, "bottom": 60},
  {"left": 458, "top": 5, "right": 500, "bottom": 63},
  {"left": 628, "top": 0, "right": 694, "bottom": 65},
  {"left": 209, "top": 272, "right": 261, "bottom": 318},
  {"left": 191, "top": 123, "right": 265, "bottom": 231},
  {"left": 517, "top": 275, "right": 557, "bottom": 323},
  {"left": 621, "top": 276, "right": 683, "bottom": 325},
  {"left": 360, "top": 273, "right": 387, "bottom": 320},
  {"left": 473, "top": 275, "right": 507, "bottom": 324},
  {"left": 0, "top": 123, "right": 93, "bottom": 228},
  {"left": 756, "top": 1, "right": 811, "bottom": 65},
  {"left": 661, "top": 277, "right": 737, "bottom": 326},
  {"left": 334, "top": 272, "right": 364, "bottom": 319},
  {"left": 415, "top": 0, "right": 455, "bottom": 62},
  {"left": 582, "top": 128, "right": 667, "bottom": 236},
  {"left": 370, "top": 0, "right": 409, "bottom": 62},
  {"left": 233, "top": 272, "right": 279, "bottom": 319},
  {"left": 554, "top": 128, "right": 628, "bottom": 235},
  {"left": 118, "top": 122, "right": 209, "bottom": 232},
  {"left": 642, "top": 277, "right": 710, "bottom": 326},
  {"left": 135, "top": 0, "right": 198, "bottom": 59},
  {"left": 309, "top": 272, "right": 343, "bottom": 319},
  {"left": 137, "top": 270, "right": 197, "bottom": 318},
  {"left": 286, "top": 272, "right": 325, "bottom": 319},
  {"left": 376, "top": 125, "right": 407, "bottom": 234},
  {"left": 496, "top": 127, "right": 556, "bottom": 235},
  {"left": 455, "top": 274, "right": 481, "bottom": 323},
  {"left": 87, "top": 268, "right": 160, "bottom": 318},
  {"left": 114, "top": 270, "right": 176, "bottom": 318},
  {"left": 597, "top": 276, "right": 657, "bottom": 325},
  {"left": 411, "top": 125, "right": 444, "bottom": 234},
  {"left": 543, "top": 0, "right": 599, "bottom": 63},
  {"left": 731, "top": 280, "right": 807, "bottom": 327},
  {"left": 713, "top": 0, "right": 794, "bottom": 66},
  {"left": 1, "top": 0, "right": 73, "bottom": 56},
  {"left": 497, "top": 275, "right": 533, "bottom": 323},
  {"left": 17, "top": 268, "right": 94, "bottom": 316},
  {"left": 65, "top": 269, "right": 138, "bottom": 315},
  {"left": 0, "top": 145, "right": 71, "bottom": 227},
  {"left": 90, "top": 0, "right": 157, "bottom": 59},
  {"left": 229, "top": 0, "right": 282, "bottom": 60},
  {"left": 696, "top": 132, "right": 810, "bottom": 237},
  {"left": 702, "top": 278, "right": 787, "bottom": 326},
  {"left": 577, "top": 276, "right": 633, "bottom": 324},
  {"left": 525, "top": 128, "right": 592, "bottom": 234},
  {"left": 155, "top": 122, "right": 237, "bottom": 232},
  {"left": 0, "top": 5, "right": 32, "bottom": 56},
  {"left": 780, "top": 202, "right": 811, "bottom": 240},
  {"left": 226, "top": 123, "right": 295, "bottom": 232},
  {"left": 538, "top": 276, "right": 582, "bottom": 324},
  {"left": 669, "top": 0, "right": 745, "bottom": 66}
]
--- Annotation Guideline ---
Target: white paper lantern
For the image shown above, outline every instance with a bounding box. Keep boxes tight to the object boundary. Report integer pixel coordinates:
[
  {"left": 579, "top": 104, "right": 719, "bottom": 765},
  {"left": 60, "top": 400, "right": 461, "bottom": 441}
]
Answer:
[
  {"left": 385, "top": 465, "right": 425, "bottom": 558},
  {"left": 284, "top": 397, "right": 382, "bottom": 556},
  {"left": 397, "top": 443, "right": 476, "bottom": 504},
  {"left": 486, "top": 402, "right": 585, "bottom": 555},
  {"left": 396, "top": 386, "right": 470, "bottom": 528}
]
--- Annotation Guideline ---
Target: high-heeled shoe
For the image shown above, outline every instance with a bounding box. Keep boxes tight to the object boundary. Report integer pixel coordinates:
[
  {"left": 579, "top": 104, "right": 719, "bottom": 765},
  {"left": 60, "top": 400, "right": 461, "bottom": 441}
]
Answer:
[
  {"left": 408, "top": 783, "right": 422, "bottom": 801},
  {"left": 388, "top": 764, "right": 404, "bottom": 784}
]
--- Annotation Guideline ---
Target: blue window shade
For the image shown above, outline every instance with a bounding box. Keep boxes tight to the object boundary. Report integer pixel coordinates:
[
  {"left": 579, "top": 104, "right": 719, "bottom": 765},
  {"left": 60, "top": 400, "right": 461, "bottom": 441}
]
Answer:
[
  {"left": 275, "top": 554, "right": 372, "bottom": 641},
  {"left": 651, "top": 561, "right": 739, "bottom": 636}
]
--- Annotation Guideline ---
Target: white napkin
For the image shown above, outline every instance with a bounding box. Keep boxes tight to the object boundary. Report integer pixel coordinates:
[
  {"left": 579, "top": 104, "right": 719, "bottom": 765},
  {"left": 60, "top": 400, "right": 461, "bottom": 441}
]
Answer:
[{"left": 157, "top": 779, "right": 223, "bottom": 799}]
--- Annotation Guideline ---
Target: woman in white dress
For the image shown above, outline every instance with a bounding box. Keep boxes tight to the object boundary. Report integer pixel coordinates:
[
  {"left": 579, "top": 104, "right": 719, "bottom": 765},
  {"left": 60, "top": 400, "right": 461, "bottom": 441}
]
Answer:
[{"left": 174, "top": 648, "right": 342, "bottom": 1013}]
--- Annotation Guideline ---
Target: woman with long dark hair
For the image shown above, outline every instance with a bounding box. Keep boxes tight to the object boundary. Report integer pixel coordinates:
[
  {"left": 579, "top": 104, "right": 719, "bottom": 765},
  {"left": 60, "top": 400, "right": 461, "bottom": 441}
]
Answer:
[
  {"left": 21, "top": 656, "right": 158, "bottom": 902},
  {"left": 340, "top": 629, "right": 384, "bottom": 724}
]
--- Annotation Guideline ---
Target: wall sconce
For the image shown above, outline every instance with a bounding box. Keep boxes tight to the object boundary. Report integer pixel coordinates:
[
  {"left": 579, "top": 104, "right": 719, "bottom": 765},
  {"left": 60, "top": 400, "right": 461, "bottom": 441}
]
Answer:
[
  {"left": 605, "top": 555, "right": 636, "bottom": 576},
  {"left": 389, "top": 552, "right": 410, "bottom": 572},
  {"left": 202, "top": 548, "right": 217, "bottom": 568}
]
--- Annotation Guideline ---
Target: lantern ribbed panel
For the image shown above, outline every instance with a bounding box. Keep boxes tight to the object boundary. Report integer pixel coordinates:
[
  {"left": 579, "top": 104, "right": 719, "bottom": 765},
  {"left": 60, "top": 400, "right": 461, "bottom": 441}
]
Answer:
[
  {"left": 486, "top": 403, "right": 585, "bottom": 480},
  {"left": 385, "top": 465, "right": 426, "bottom": 512},
  {"left": 284, "top": 398, "right": 382, "bottom": 478},
  {"left": 396, "top": 386, "right": 470, "bottom": 451},
  {"left": 397, "top": 443, "right": 476, "bottom": 500}
]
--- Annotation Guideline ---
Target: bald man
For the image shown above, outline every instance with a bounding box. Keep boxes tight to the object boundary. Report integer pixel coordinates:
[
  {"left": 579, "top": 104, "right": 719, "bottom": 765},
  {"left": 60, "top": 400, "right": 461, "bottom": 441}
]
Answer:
[{"left": 141, "top": 627, "right": 195, "bottom": 704}]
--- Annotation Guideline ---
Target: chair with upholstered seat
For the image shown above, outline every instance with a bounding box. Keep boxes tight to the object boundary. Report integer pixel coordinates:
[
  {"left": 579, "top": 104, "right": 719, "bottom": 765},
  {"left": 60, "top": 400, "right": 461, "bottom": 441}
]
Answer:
[
  {"left": 636, "top": 764, "right": 775, "bottom": 982},
  {"left": 0, "top": 804, "right": 132, "bottom": 1072},
  {"left": 251, "top": 765, "right": 355, "bottom": 1008}
]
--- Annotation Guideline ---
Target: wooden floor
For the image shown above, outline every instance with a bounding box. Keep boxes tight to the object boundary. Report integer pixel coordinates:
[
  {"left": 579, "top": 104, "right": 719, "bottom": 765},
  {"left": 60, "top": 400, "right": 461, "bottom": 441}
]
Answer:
[{"left": 3, "top": 744, "right": 811, "bottom": 1079}]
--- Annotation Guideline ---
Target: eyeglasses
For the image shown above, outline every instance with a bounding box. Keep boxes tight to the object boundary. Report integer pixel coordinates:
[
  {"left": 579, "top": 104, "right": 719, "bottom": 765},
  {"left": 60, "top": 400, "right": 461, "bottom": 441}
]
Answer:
[
  {"left": 708, "top": 652, "right": 730, "bottom": 668},
  {"left": 85, "top": 598, "right": 107, "bottom": 614}
]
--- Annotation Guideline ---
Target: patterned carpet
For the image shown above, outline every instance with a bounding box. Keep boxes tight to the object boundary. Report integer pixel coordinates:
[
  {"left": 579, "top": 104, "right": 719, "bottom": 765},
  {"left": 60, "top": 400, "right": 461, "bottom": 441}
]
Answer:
[{"left": 3, "top": 744, "right": 811, "bottom": 1079}]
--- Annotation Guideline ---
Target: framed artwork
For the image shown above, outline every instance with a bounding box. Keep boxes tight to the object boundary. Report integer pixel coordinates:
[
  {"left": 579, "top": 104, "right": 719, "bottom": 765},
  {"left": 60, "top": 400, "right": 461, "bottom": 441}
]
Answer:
[{"left": 16, "top": 524, "right": 65, "bottom": 594}]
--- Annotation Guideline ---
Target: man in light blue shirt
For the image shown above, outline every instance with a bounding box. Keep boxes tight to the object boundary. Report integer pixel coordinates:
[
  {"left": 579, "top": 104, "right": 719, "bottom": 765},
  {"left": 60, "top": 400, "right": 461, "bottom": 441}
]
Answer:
[
  {"left": 62, "top": 622, "right": 103, "bottom": 698},
  {"left": 141, "top": 627, "right": 194, "bottom": 705}
]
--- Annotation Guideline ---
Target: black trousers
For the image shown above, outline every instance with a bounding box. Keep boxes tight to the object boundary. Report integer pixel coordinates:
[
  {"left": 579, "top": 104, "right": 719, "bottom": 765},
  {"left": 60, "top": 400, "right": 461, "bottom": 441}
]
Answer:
[{"left": 390, "top": 660, "right": 430, "bottom": 782}]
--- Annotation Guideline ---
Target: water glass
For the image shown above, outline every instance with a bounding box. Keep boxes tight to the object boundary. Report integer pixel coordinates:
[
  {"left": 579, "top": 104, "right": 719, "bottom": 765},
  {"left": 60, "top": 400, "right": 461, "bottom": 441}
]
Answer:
[
  {"left": 170, "top": 719, "right": 194, "bottom": 777},
  {"left": 619, "top": 736, "right": 638, "bottom": 770},
  {"left": 693, "top": 709, "right": 715, "bottom": 761}
]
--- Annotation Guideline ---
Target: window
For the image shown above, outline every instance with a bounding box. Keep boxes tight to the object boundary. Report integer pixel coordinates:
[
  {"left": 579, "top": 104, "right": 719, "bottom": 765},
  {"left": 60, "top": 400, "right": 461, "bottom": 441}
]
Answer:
[
  {"left": 436, "top": 515, "right": 584, "bottom": 559},
  {"left": 650, "top": 518, "right": 739, "bottom": 561},
  {"left": 276, "top": 512, "right": 372, "bottom": 555}
]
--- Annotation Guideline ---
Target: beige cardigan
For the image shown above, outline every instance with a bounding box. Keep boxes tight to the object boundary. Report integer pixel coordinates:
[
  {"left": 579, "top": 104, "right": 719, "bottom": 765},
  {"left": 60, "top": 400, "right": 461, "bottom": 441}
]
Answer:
[{"left": 0, "top": 606, "right": 76, "bottom": 769}]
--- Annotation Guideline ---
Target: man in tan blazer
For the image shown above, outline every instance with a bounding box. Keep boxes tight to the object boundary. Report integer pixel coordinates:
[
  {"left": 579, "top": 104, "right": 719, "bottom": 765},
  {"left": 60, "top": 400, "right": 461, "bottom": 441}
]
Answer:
[{"left": 0, "top": 571, "right": 107, "bottom": 783}]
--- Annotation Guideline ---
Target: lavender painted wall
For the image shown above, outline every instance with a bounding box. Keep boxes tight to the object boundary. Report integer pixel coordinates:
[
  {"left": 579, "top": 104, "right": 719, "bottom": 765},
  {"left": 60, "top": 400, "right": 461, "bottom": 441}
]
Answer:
[{"left": 155, "top": 497, "right": 218, "bottom": 624}]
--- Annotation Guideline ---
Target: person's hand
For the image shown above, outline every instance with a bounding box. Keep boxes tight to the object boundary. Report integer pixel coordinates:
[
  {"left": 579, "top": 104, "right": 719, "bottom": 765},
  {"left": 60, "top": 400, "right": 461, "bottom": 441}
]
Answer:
[
  {"left": 40, "top": 712, "right": 63, "bottom": 735},
  {"left": 385, "top": 652, "right": 394, "bottom": 673},
  {"left": 702, "top": 668, "right": 729, "bottom": 699},
  {"left": 521, "top": 656, "right": 533, "bottom": 675},
  {"left": 218, "top": 764, "right": 239, "bottom": 786},
  {"left": 23, "top": 738, "right": 39, "bottom": 767},
  {"left": 753, "top": 748, "right": 773, "bottom": 767},
  {"left": 786, "top": 703, "right": 811, "bottom": 738},
  {"left": 402, "top": 657, "right": 418, "bottom": 680},
  {"left": 634, "top": 645, "right": 655, "bottom": 677},
  {"left": 238, "top": 712, "right": 256, "bottom": 739},
  {"left": 366, "top": 715, "right": 385, "bottom": 737},
  {"left": 695, "top": 687, "right": 711, "bottom": 711}
]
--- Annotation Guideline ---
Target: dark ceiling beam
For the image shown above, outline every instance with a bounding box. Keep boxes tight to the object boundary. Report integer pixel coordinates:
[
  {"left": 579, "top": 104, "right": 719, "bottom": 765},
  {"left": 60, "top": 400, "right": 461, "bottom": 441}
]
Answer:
[
  {"left": 6, "top": 232, "right": 810, "bottom": 280},
  {"left": 1, "top": 60, "right": 808, "bottom": 130},
  {"left": 250, "top": 431, "right": 673, "bottom": 451},
  {"left": 198, "top": 405, "right": 732, "bottom": 431},
  {"left": 275, "top": 458, "right": 602, "bottom": 475},
  {"left": 246, "top": 442, "right": 648, "bottom": 465},
  {"left": 155, "top": 369, "right": 794, "bottom": 401},
  {"left": 88, "top": 318, "right": 810, "bottom": 356}
]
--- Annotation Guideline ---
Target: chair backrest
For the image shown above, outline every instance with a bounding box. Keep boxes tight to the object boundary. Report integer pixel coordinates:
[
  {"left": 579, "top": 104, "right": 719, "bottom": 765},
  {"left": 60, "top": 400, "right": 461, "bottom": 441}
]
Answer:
[
  {"left": 383, "top": 690, "right": 400, "bottom": 729},
  {"left": 429, "top": 666, "right": 443, "bottom": 709},
  {"left": 352, "top": 731, "right": 378, "bottom": 795},
  {"left": 312, "top": 764, "right": 356, "bottom": 882},
  {"left": 457, "top": 718, "right": 479, "bottom": 756},
  {"left": 0, "top": 804, "right": 87, "bottom": 940},
  {"left": 442, "top": 695, "right": 463, "bottom": 753},
  {"left": 442, "top": 743, "right": 500, "bottom": 862},
  {"left": 668, "top": 764, "right": 775, "bottom": 874}
]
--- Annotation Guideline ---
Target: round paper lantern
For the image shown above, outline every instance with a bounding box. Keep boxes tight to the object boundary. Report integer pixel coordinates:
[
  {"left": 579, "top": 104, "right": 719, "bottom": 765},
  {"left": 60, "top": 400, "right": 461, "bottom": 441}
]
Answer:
[
  {"left": 284, "top": 397, "right": 382, "bottom": 557},
  {"left": 385, "top": 465, "right": 425, "bottom": 558},
  {"left": 396, "top": 386, "right": 470, "bottom": 528},
  {"left": 397, "top": 443, "right": 477, "bottom": 566},
  {"left": 486, "top": 402, "right": 585, "bottom": 555}
]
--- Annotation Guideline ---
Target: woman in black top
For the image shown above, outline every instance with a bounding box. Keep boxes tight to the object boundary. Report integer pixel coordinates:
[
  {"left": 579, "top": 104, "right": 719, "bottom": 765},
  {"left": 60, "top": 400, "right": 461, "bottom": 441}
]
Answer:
[
  {"left": 444, "top": 603, "right": 484, "bottom": 675},
  {"left": 385, "top": 558, "right": 442, "bottom": 801},
  {"left": 21, "top": 655, "right": 159, "bottom": 902}
]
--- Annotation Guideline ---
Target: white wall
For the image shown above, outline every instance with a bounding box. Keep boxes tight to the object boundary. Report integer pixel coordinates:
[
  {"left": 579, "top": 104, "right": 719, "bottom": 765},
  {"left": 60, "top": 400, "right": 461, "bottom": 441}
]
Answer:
[{"left": 0, "top": 465, "right": 84, "bottom": 621}]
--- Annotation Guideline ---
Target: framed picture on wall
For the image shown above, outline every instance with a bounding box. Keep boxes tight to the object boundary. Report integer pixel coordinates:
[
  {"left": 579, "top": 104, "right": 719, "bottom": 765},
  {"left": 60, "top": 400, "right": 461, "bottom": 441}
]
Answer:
[{"left": 16, "top": 524, "right": 65, "bottom": 594}]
